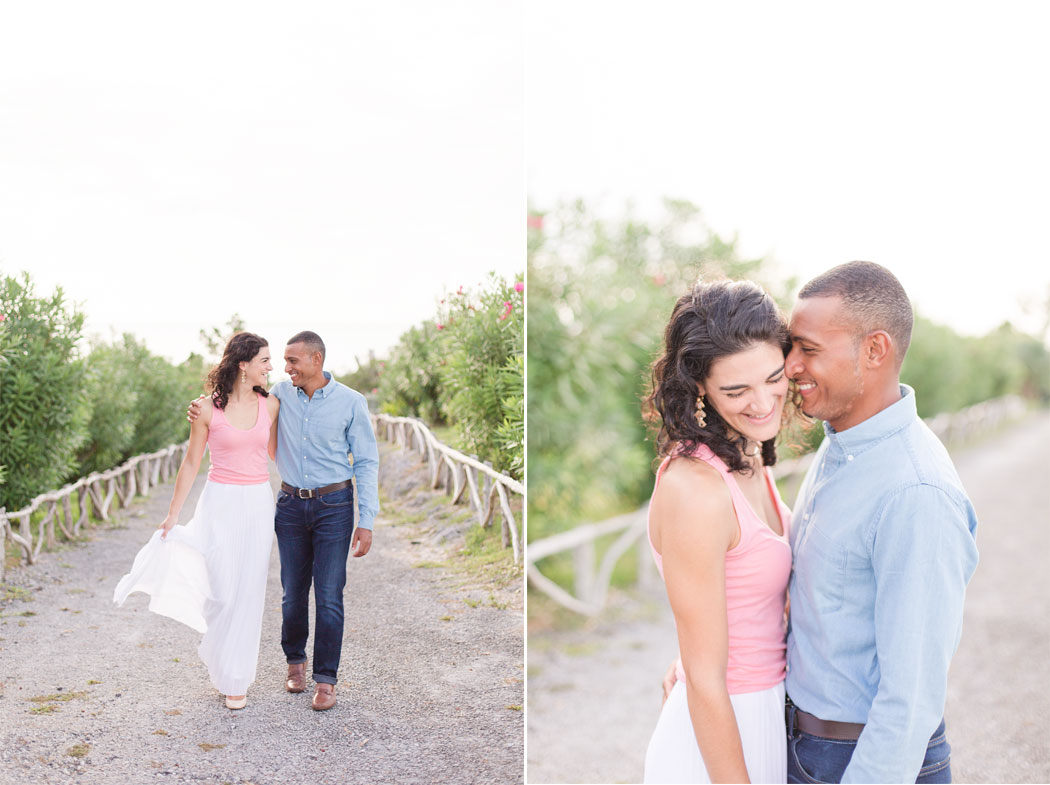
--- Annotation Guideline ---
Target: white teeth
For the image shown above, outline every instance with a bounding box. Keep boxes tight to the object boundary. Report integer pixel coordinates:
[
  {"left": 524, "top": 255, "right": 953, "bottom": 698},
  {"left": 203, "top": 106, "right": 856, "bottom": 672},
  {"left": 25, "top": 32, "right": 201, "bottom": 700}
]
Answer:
[{"left": 798, "top": 382, "right": 815, "bottom": 390}]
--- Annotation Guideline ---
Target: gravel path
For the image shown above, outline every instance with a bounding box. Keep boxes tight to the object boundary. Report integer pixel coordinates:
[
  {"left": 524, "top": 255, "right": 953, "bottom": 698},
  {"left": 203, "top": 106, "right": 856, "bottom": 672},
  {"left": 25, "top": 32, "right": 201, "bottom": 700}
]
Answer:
[
  {"left": 526, "top": 411, "right": 1050, "bottom": 784},
  {"left": 0, "top": 442, "right": 524, "bottom": 785}
]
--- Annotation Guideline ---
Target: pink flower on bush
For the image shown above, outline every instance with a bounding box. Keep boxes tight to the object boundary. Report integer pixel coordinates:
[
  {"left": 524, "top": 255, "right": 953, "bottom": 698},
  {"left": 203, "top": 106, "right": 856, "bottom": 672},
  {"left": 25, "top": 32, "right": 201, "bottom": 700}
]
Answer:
[
  {"left": 437, "top": 323, "right": 445, "bottom": 330},
  {"left": 653, "top": 273, "right": 667, "bottom": 286},
  {"left": 514, "top": 282, "right": 524, "bottom": 293},
  {"left": 527, "top": 214, "right": 543, "bottom": 230},
  {"left": 499, "top": 301, "right": 513, "bottom": 321},
  {"left": 371, "top": 387, "right": 378, "bottom": 394}
]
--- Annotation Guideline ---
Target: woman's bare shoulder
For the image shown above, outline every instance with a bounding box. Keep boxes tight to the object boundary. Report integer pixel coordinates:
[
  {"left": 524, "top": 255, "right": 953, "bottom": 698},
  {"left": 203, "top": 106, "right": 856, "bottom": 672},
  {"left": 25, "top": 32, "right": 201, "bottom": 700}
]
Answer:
[
  {"left": 651, "top": 456, "right": 735, "bottom": 543},
  {"left": 198, "top": 395, "right": 216, "bottom": 421},
  {"left": 655, "top": 457, "right": 730, "bottom": 510}
]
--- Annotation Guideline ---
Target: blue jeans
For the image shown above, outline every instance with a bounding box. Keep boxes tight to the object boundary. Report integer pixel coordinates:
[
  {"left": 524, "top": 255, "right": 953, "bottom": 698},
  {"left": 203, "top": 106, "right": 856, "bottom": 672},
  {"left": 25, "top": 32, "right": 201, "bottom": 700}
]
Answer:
[
  {"left": 274, "top": 485, "right": 354, "bottom": 686},
  {"left": 786, "top": 701, "right": 952, "bottom": 783}
]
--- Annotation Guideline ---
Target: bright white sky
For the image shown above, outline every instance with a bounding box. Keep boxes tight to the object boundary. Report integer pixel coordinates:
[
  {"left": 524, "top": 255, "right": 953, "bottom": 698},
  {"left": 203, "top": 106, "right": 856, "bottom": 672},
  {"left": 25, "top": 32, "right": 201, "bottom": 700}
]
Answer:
[
  {"left": 0, "top": 2, "right": 523, "bottom": 376},
  {"left": 527, "top": 2, "right": 1050, "bottom": 340}
]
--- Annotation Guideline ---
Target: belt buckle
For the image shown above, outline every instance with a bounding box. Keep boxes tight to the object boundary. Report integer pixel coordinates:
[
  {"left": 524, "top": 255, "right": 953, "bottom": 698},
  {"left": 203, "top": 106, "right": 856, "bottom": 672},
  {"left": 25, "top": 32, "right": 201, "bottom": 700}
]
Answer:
[{"left": 297, "top": 487, "right": 313, "bottom": 499}]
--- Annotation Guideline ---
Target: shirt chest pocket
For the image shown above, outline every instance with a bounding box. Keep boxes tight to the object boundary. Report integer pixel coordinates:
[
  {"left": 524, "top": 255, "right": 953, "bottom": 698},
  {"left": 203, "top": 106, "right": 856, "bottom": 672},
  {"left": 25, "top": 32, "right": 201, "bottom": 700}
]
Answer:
[
  {"left": 799, "top": 524, "right": 847, "bottom": 614},
  {"left": 316, "top": 422, "right": 349, "bottom": 453}
]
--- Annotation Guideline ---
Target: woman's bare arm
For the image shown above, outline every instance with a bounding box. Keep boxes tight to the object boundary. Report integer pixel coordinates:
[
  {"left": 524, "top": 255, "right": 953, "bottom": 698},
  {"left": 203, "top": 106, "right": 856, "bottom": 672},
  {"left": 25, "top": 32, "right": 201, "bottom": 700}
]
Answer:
[
  {"left": 266, "top": 395, "right": 280, "bottom": 461},
  {"left": 159, "top": 401, "right": 212, "bottom": 538},
  {"left": 651, "top": 460, "right": 748, "bottom": 783}
]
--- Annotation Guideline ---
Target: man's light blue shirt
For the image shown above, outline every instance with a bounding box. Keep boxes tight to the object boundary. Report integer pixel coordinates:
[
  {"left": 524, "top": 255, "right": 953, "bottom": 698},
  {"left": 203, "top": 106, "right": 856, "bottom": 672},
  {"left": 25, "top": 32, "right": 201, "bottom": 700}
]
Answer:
[
  {"left": 271, "top": 372, "right": 380, "bottom": 531},
  {"left": 786, "top": 385, "right": 978, "bottom": 783}
]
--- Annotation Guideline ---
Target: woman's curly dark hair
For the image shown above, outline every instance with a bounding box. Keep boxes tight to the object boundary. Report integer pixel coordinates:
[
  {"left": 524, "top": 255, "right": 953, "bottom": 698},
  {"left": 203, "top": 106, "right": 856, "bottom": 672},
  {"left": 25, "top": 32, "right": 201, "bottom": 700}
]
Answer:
[
  {"left": 644, "top": 279, "right": 795, "bottom": 474},
  {"left": 206, "top": 332, "right": 271, "bottom": 411}
]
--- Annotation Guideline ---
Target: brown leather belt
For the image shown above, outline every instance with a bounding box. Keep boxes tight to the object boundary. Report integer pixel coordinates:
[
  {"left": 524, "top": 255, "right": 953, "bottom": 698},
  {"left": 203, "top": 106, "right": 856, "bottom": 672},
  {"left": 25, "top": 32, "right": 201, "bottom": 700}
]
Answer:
[
  {"left": 794, "top": 708, "right": 865, "bottom": 740},
  {"left": 280, "top": 480, "right": 352, "bottom": 500}
]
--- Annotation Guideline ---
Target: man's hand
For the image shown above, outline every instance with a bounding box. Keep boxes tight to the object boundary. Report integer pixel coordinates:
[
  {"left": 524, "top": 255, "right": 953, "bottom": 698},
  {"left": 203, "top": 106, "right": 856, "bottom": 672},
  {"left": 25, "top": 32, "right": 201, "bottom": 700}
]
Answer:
[
  {"left": 351, "top": 528, "right": 372, "bottom": 557},
  {"left": 662, "top": 658, "right": 679, "bottom": 705},
  {"left": 186, "top": 394, "right": 206, "bottom": 423}
]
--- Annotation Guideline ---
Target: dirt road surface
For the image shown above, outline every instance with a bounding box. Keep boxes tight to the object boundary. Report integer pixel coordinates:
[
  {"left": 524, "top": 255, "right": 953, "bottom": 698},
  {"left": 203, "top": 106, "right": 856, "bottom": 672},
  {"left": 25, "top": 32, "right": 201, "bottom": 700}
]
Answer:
[{"left": 1, "top": 442, "right": 524, "bottom": 785}]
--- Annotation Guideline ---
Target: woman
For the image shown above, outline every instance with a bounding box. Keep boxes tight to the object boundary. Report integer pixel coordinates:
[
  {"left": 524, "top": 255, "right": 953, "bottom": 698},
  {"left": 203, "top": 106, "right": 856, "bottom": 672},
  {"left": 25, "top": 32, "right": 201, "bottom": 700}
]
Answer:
[
  {"left": 114, "top": 332, "right": 281, "bottom": 710},
  {"left": 643, "top": 279, "right": 796, "bottom": 783}
]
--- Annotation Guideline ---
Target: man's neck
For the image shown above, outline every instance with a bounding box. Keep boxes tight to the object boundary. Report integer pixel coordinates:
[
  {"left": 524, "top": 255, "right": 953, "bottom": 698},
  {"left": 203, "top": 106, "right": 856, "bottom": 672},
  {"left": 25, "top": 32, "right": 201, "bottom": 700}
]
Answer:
[
  {"left": 829, "top": 379, "right": 903, "bottom": 433},
  {"left": 301, "top": 372, "right": 330, "bottom": 400}
]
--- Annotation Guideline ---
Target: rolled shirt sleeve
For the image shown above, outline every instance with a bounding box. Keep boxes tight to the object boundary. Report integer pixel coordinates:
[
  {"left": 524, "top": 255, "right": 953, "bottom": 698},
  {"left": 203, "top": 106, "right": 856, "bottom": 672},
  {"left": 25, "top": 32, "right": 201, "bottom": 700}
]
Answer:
[{"left": 841, "top": 484, "right": 978, "bottom": 783}]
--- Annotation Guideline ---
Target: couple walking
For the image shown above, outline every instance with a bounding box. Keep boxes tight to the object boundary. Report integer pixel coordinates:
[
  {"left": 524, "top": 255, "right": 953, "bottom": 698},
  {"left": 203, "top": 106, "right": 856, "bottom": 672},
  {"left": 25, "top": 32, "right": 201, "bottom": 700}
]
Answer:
[
  {"left": 114, "top": 330, "right": 379, "bottom": 711},
  {"left": 643, "top": 262, "right": 979, "bottom": 783}
]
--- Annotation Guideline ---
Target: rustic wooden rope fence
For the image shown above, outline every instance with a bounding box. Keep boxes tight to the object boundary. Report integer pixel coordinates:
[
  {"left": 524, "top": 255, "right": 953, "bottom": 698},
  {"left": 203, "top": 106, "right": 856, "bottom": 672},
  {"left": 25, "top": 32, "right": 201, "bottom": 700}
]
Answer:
[
  {"left": 0, "top": 443, "right": 189, "bottom": 582},
  {"left": 371, "top": 413, "right": 525, "bottom": 564},
  {"left": 527, "top": 395, "right": 1029, "bottom": 616}
]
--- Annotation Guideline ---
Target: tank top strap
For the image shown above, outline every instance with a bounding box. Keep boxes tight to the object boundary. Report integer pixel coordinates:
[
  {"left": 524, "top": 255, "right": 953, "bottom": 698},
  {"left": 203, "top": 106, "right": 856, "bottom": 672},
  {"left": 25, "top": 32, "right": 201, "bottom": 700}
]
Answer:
[
  {"left": 255, "top": 392, "right": 270, "bottom": 430},
  {"left": 211, "top": 396, "right": 227, "bottom": 425}
]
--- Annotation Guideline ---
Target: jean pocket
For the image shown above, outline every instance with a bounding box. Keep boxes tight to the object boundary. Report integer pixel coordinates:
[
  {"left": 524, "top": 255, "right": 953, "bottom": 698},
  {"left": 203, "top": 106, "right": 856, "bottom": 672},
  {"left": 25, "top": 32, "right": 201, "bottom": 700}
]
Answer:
[
  {"left": 789, "top": 738, "right": 837, "bottom": 784},
  {"left": 276, "top": 490, "right": 292, "bottom": 505},
  {"left": 318, "top": 489, "right": 352, "bottom": 508}
]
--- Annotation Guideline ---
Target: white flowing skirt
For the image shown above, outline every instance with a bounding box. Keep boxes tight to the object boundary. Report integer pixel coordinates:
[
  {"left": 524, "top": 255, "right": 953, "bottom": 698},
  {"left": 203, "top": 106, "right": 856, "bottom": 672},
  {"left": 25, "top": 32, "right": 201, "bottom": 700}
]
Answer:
[
  {"left": 644, "top": 679, "right": 787, "bottom": 784},
  {"left": 113, "top": 480, "right": 275, "bottom": 696}
]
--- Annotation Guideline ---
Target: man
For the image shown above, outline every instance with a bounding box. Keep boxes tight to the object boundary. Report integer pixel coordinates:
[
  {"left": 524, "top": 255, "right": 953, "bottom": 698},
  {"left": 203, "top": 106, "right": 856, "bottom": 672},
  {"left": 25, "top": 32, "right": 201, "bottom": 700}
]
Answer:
[
  {"left": 191, "top": 330, "right": 379, "bottom": 711},
  {"left": 664, "top": 262, "right": 978, "bottom": 782}
]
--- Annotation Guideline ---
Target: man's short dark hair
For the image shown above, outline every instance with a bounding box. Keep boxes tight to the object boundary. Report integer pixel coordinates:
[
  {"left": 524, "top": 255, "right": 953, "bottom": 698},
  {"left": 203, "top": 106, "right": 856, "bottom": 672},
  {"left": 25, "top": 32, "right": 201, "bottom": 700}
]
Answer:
[
  {"left": 287, "top": 330, "right": 326, "bottom": 361},
  {"left": 798, "top": 261, "right": 913, "bottom": 363}
]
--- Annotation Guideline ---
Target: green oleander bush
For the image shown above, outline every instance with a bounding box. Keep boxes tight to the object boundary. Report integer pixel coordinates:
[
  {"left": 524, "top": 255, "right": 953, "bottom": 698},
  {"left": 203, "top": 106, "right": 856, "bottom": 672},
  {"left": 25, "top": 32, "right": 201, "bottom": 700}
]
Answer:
[
  {"left": 344, "top": 271, "right": 525, "bottom": 481},
  {"left": 0, "top": 269, "right": 209, "bottom": 514},
  {"left": 0, "top": 272, "right": 89, "bottom": 512}
]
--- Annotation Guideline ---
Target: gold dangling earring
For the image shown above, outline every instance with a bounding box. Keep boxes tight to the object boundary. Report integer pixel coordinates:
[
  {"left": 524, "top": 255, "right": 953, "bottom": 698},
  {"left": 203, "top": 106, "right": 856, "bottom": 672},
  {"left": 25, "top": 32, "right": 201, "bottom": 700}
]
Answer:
[
  {"left": 241, "top": 369, "right": 247, "bottom": 384},
  {"left": 694, "top": 394, "right": 707, "bottom": 428}
]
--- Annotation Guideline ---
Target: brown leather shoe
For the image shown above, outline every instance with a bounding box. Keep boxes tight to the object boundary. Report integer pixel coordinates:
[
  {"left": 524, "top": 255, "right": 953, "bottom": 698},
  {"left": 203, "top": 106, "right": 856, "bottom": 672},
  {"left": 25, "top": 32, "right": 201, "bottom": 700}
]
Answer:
[
  {"left": 312, "top": 683, "right": 336, "bottom": 711},
  {"left": 286, "top": 662, "right": 306, "bottom": 694}
]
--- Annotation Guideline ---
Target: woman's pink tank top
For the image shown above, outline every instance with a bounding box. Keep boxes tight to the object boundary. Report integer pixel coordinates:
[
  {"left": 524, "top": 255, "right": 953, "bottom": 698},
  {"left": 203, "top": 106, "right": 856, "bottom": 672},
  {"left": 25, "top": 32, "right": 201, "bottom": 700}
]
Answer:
[
  {"left": 207, "top": 394, "right": 271, "bottom": 485},
  {"left": 647, "top": 443, "right": 792, "bottom": 694}
]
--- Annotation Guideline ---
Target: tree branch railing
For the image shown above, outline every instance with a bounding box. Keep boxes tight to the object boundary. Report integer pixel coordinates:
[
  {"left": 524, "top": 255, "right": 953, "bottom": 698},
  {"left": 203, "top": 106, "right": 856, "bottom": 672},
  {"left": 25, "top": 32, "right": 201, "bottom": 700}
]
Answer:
[
  {"left": 0, "top": 443, "right": 189, "bottom": 582},
  {"left": 371, "top": 413, "right": 525, "bottom": 564},
  {"left": 527, "top": 395, "right": 1029, "bottom": 616}
]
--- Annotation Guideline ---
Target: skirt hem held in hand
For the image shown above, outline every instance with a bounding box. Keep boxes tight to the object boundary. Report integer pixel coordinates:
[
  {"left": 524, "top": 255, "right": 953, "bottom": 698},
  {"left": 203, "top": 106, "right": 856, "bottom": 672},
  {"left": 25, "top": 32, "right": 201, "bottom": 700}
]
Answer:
[{"left": 113, "top": 480, "right": 275, "bottom": 696}]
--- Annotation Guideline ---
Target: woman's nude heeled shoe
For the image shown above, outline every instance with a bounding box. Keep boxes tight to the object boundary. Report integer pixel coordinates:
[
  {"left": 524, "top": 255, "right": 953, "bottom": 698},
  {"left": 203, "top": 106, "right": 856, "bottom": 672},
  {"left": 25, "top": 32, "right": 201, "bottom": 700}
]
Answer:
[{"left": 225, "top": 695, "right": 247, "bottom": 710}]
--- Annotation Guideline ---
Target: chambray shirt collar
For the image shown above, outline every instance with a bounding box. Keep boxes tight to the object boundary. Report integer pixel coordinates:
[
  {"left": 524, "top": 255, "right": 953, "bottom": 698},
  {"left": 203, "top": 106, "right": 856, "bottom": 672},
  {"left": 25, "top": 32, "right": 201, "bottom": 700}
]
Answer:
[
  {"left": 822, "top": 384, "right": 917, "bottom": 459},
  {"left": 296, "top": 371, "right": 334, "bottom": 399}
]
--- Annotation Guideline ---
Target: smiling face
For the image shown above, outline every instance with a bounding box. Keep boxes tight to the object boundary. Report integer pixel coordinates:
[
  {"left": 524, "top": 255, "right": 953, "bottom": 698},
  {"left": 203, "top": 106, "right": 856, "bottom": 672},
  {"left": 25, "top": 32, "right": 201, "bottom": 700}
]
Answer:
[
  {"left": 786, "top": 295, "right": 867, "bottom": 430},
  {"left": 284, "top": 341, "right": 324, "bottom": 388},
  {"left": 699, "top": 341, "right": 789, "bottom": 446},
  {"left": 239, "top": 345, "right": 273, "bottom": 388}
]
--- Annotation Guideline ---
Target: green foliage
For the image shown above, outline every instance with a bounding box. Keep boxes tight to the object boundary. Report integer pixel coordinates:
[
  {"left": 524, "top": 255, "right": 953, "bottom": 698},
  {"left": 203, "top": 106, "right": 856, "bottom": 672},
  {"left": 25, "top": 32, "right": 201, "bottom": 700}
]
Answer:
[
  {"left": 336, "top": 350, "right": 382, "bottom": 403},
  {"left": 526, "top": 200, "right": 788, "bottom": 540},
  {"left": 0, "top": 270, "right": 213, "bottom": 514},
  {"left": 0, "top": 310, "right": 10, "bottom": 489},
  {"left": 902, "top": 317, "right": 1050, "bottom": 417},
  {"left": 0, "top": 272, "right": 89, "bottom": 511},
  {"left": 76, "top": 338, "right": 140, "bottom": 474},
  {"left": 376, "top": 323, "right": 445, "bottom": 424},
  {"left": 436, "top": 274, "right": 524, "bottom": 479},
  {"left": 76, "top": 335, "right": 206, "bottom": 475},
  {"left": 125, "top": 344, "right": 204, "bottom": 457},
  {"left": 373, "top": 274, "right": 525, "bottom": 480}
]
